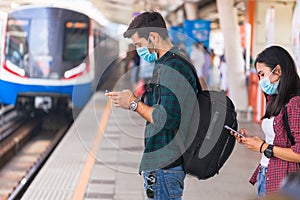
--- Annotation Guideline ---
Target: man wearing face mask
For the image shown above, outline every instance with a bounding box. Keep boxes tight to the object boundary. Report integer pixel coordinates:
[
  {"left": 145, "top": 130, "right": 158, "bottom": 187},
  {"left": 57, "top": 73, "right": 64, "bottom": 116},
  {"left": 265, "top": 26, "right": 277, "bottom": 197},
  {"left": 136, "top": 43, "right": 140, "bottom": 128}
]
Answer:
[
  {"left": 105, "top": 11, "right": 199, "bottom": 199},
  {"left": 230, "top": 46, "right": 300, "bottom": 197}
]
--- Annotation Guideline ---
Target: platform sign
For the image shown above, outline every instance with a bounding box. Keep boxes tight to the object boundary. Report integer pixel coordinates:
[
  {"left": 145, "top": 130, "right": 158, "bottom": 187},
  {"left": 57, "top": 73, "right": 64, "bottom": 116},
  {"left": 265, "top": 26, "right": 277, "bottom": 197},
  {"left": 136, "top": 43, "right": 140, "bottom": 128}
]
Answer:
[
  {"left": 292, "top": 0, "right": 300, "bottom": 73},
  {"left": 184, "top": 19, "right": 211, "bottom": 47},
  {"left": 169, "top": 25, "right": 186, "bottom": 45}
]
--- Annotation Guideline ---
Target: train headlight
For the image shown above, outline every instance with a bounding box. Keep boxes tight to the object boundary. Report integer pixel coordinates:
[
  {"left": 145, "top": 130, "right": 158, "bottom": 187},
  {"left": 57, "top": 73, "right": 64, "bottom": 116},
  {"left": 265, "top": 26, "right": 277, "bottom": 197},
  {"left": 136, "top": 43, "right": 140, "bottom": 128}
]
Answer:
[{"left": 64, "top": 63, "right": 86, "bottom": 79}]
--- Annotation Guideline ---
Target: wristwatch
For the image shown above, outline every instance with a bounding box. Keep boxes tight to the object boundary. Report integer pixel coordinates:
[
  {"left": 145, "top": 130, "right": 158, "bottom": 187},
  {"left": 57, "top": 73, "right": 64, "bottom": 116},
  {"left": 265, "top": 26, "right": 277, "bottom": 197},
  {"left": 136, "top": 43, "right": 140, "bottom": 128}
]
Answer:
[
  {"left": 129, "top": 98, "right": 140, "bottom": 111},
  {"left": 263, "top": 144, "right": 274, "bottom": 158}
]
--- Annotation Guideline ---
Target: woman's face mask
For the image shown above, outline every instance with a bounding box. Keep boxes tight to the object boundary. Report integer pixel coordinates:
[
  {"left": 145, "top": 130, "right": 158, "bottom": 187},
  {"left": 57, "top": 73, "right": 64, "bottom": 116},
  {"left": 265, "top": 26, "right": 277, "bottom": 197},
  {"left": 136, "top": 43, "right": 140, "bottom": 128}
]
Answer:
[
  {"left": 136, "top": 37, "right": 157, "bottom": 63},
  {"left": 258, "top": 67, "right": 279, "bottom": 95}
]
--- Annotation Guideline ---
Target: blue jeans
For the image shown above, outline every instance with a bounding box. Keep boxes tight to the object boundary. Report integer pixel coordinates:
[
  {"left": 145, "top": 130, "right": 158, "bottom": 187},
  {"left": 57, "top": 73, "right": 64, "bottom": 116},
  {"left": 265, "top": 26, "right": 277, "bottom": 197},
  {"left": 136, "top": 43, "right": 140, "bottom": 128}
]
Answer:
[
  {"left": 256, "top": 166, "right": 267, "bottom": 197},
  {"left": 143, "top": 165, "right": 186, "bottom": 200}
]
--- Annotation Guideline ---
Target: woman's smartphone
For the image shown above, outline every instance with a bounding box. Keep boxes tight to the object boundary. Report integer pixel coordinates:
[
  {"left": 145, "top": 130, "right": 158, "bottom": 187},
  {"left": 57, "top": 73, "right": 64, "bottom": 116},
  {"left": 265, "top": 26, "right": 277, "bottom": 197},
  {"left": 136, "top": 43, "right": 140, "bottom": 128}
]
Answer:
[{"left": 224, "top": 125, "right": 245, "bottom": 138}]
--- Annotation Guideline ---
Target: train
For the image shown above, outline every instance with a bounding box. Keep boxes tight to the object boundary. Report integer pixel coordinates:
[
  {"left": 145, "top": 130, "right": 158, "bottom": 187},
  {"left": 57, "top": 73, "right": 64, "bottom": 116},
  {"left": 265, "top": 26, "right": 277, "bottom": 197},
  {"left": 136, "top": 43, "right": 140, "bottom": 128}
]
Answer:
[{"left": 0, "top": 5, "right": 119, "bottom": 111}]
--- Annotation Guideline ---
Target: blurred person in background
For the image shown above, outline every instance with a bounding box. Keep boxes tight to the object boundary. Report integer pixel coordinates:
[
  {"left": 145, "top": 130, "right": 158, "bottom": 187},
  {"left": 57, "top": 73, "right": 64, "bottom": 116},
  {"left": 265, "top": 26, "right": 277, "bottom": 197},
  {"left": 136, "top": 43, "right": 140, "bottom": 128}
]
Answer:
[
  {"left": 127, "top": 44, "right": 140, "bottom": 93},
  {"left": 201, "top": 44, "right": 211, "bottom": 89},
  {"left": 279, "top": 171, "right": 300, "bottom": 199},
  {"left": 219, "top": 54, "right": 228, "bottom": 93},
  {"left": 135, "top": 57, "right": 155, "bottom": 97},
  {"left": 208, "top": 49, "right": 220, "bottom": 90},
  {"left": 190, "top": 42, "right": 208, "bottom": 90},
  {"left": 177, "top": 42, "right": 188, "bottom": 58},
  {"left": 139, "top": 56, "right": 155, "bottom": 85},
  {"left": 256, "top": 172, "right": 300, "bottom": 200}
]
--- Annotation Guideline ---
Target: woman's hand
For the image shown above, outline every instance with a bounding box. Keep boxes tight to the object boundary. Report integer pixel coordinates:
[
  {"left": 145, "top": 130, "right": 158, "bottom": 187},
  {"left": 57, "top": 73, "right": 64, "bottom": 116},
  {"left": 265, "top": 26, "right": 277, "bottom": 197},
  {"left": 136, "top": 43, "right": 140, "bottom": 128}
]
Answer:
[
  {"left": 241, "top": 136, "right": 265, "bottom": 153},
  {"left": 230, "top": 128, "right": 250, "bottom": 143}
]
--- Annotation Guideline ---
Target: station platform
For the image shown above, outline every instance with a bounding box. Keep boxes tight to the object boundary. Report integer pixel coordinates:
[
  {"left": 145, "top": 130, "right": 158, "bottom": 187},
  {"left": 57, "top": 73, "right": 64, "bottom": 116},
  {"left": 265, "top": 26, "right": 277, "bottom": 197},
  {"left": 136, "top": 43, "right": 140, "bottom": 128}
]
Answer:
[{"left": 22, "top": 76, "right": 264, "bottom": 200}]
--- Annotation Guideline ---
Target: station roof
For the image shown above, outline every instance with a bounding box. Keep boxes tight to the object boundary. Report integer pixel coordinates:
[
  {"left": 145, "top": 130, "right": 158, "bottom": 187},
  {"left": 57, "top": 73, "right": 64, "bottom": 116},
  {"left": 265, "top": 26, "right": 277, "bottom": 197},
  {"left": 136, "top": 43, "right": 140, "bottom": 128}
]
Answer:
[
  {"left": 0, "top": 0, "right": 218, "bottom": 25},
  {"left": 0, "top": 0, "right": 297, "bottom": 27}
]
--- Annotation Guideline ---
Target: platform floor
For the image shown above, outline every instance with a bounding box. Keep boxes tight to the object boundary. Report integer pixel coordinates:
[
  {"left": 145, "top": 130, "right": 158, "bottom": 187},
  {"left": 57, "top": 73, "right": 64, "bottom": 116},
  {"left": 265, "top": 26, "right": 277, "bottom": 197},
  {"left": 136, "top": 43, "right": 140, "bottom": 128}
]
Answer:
[{"left": 22, "top": 74, "right": 264, "bottom": 200}]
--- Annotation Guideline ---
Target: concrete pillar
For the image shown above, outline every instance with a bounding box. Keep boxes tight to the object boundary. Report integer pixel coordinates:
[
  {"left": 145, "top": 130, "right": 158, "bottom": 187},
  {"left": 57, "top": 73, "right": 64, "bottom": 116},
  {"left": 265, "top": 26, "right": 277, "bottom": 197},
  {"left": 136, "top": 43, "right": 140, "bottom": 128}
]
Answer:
[
  {"left": 216, "top": 0, "right": 248, "bottom": 113},
  {"left": 184, "top": 2, "right": 198, "bottom": 20}
]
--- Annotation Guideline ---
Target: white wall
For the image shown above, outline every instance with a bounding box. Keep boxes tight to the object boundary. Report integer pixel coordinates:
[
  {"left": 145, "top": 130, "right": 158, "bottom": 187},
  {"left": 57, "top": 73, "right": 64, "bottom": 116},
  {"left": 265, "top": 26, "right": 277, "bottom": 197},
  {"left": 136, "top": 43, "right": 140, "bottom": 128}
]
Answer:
[{"left": 253, "top": 1, "right": 296, "bottom": 57}]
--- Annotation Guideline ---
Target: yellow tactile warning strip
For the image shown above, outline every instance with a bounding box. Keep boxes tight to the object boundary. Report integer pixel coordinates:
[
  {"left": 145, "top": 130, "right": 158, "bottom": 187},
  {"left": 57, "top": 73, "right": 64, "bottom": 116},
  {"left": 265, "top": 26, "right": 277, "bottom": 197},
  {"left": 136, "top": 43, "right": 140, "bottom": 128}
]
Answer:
[{"left": 72, "top": 100, "right": 111, "bottom": 200}]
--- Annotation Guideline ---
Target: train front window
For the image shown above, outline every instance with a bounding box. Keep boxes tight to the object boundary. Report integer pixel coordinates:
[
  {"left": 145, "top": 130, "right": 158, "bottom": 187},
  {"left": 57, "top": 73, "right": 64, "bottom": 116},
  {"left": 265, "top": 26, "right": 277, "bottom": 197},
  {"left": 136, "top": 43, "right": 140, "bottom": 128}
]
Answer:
[
  {"left": 63, "top": 21, "right": 88, "bottom": 62},
  {"left": 5, "top": 19, "right": 29, "bottom": 69}
]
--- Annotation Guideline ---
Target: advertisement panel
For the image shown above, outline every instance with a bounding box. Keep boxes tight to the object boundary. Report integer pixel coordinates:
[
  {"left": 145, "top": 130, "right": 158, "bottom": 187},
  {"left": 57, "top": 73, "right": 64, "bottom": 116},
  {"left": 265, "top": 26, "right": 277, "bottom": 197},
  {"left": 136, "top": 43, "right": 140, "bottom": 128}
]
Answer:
[{"left": 184, "top": 19, "right": 211, "bottom": 48}]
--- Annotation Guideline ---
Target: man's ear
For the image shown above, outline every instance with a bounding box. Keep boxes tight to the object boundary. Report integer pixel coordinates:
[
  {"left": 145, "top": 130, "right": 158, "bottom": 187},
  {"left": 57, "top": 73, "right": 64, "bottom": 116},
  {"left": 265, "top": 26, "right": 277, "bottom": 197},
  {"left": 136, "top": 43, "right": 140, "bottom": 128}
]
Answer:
[{"left": 149, "top": 32, "right": 159, "bottom": 44}]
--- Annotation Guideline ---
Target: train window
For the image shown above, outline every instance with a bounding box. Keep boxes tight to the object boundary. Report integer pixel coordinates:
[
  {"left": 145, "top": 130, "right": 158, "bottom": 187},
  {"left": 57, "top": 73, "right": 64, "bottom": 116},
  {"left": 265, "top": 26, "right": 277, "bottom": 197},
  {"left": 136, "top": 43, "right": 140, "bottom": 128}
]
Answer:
[
  {"left": 63, "top": 21, "right": 88, "bottom": 62},
  {"left": 5, "top": 19, "right": 30, "bottom": 68}
]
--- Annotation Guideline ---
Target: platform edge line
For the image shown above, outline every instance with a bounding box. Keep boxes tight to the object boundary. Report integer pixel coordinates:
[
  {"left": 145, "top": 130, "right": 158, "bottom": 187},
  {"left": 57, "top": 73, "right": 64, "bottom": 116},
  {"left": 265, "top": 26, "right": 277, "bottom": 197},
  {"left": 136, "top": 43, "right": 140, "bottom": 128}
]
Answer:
[{"left": 72, "top": 100, "right": 111, "bottom": 200}]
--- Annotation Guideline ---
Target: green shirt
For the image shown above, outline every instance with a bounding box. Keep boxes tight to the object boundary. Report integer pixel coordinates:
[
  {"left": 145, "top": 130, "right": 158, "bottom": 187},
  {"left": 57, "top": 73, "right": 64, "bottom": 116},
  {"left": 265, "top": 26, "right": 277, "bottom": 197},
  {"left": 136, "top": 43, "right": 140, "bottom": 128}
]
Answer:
[{"left": 140, "top": 47, "right": 199, "bottom": 172}]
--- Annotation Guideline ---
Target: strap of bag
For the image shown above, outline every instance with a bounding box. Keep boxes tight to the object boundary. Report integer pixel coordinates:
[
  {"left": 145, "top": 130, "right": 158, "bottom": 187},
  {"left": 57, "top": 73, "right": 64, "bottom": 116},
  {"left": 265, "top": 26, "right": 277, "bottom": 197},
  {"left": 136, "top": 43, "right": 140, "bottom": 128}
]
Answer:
[
  {"left": 283, "top": 105, "right": 295, "bottom": 146},
  {"left": 142, "top": 52, "right": 202, "bottom": 104},
  {"left": 160, "top": 53, "right": 202, "bottom": 155},
  {"left": 141, "top": 52, "right": 203, "bottom": 155},
  {"left": 142, "top": 52, "right": 201, "bottom": 154},
  {"left": 156, "top": 53, "right": 202, "bottom": 103},
  {"left": 283, "top": 91, "right": 300, "bottom": 146},
  {"left": 141, "top": 65, "right": 162, "bottom": 104},
  {"left": 164, "top": 53, "right": 203, "bottom": 93}
]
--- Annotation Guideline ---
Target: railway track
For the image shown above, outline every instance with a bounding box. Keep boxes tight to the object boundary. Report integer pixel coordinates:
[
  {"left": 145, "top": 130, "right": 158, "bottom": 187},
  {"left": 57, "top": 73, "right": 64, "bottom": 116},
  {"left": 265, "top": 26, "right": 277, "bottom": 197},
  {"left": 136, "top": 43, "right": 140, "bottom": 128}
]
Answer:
[{"left": 0, "top": 110, "right": 73, "bottom": 200}]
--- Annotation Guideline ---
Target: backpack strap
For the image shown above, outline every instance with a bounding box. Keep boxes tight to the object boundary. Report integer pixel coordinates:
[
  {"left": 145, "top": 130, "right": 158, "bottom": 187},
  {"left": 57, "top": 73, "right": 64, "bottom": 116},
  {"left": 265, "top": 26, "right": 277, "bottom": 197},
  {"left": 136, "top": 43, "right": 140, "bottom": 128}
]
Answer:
[
  {"left": 142, "top": 52, "right": 202, "bottom": 105},
  {"left": 145, "top": 52, "right": 201, "bottom": 155},
  {"left": 159, "top": 53, "right": 202, "bottom": 94},
  {"left": 140, "top": 59, "right": 162, "bottom": 104},
  {"left": 166, "top": 53, "right": 202, "bottom": 93},
  {"left": 283, "top": 105, "right": 295, "bottom": 146},
  {"left": 283, "top": 90, "right": 300, "bottom": 146}
]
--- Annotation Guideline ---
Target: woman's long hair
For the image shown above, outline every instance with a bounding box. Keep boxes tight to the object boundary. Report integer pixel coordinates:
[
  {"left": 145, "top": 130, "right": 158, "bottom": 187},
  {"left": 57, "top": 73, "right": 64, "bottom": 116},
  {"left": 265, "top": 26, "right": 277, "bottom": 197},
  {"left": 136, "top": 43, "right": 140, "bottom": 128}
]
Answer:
[{"left": 254, "top": 46, "right": 300, "bottom": 118}]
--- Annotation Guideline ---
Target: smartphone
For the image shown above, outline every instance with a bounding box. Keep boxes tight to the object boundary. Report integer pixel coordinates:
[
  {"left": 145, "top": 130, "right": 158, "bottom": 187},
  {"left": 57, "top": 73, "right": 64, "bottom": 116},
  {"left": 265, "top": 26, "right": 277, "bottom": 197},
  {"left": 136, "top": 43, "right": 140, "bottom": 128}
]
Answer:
[
  {"left": 105, "top": 89, "right": 109, "bottom": 93},
  {"left": 224, "top": 125, "right": 245, "bottom": 138}
]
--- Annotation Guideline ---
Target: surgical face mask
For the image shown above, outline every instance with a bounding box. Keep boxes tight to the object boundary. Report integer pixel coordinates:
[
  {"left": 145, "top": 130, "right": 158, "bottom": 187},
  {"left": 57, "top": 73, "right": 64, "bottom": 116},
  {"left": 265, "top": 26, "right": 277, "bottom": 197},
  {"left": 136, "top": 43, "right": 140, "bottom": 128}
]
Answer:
[
  {"left": 136, "top": 37, "right": 157, "bottom": 63},
  {"left": 258, "top": 67, "right": 279, "bottom": 95}
]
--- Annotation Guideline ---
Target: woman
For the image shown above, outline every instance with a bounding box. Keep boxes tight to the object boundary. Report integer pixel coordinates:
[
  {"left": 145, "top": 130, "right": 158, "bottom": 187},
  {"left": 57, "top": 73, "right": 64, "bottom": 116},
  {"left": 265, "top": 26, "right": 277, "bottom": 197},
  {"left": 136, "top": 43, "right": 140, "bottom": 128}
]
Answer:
[{"left": 232, "top": 46, "right": 300, "bottom": 197}]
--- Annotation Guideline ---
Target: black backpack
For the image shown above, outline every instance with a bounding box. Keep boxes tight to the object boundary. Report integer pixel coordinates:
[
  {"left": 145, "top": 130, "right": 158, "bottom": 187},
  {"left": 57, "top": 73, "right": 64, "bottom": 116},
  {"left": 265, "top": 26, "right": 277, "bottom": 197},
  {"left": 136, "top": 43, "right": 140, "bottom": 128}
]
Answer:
[
  {"left": 148, "top": 53, "right": 238, "bottom": 180},
  {"left": 179, "top": 89, "right": 237, "bottom": 180}
]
